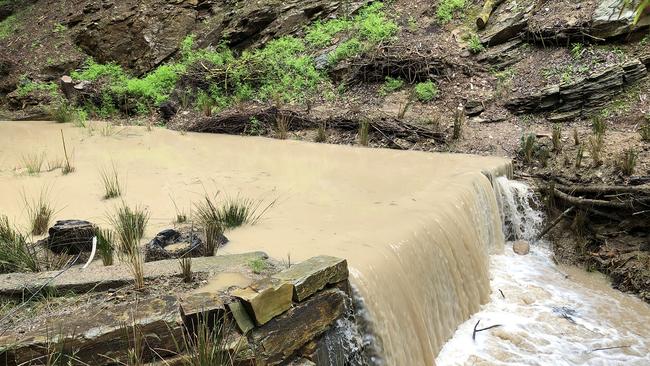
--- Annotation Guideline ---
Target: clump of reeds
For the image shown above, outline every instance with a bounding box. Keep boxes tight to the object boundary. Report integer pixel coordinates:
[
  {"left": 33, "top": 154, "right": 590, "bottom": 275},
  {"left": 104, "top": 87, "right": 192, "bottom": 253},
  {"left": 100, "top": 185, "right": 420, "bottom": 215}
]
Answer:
[
  {"left": 109, "top": 203, "right": 149, "bottom": 289},
  {"left": 22, "top": 152, "right": 45, "bottom": 175},
  {"left": 182, "top": 316, "right": 234, "bottom": 366},
  {"left": 204, "top": 222, "right": 221, "bottom": 257},
  {"left": 315, "top": 122, "right": 328, "bottom": 143},
  {"left": 616, "top": 148, "right": 638, "bottom": 176},
  {"left": 179, "top": 256, "right": 192, "bottom": 283},
  {"left": 170, "top": 196, "right": 187, "bottom": 224},
  {"left": 23, "top": 188, "right": 54, "bottom": 236},
  {"left": 588, "top": 134, "right": 604, "bottom": 166},
  {"left": 216, "top": 195, "right": 275, "bottom": 229},
  {"left": 96, "top": 228, "right": 115, "bottom": 266},
  {"left": 276, "top": 112, "right": 291, "bottom": 140},
  {"left": 358, "top": 119, "right": 370, "bottom": 146},
  {"left": 591, "top": 115, "right": 607, "bottom": 136},
  {"left": 520, "top": 133, "right": 537, "bottom": 164},
  {"left": 575, "top": 144, "right": 584, "bottom": 168},
  {"left": 0, "top": 215, "right": 40, "bottom": 273},
  {"left": 552, "top": 124, "right": 562, "bottom": 152},
  {"left": 100, "top": 165, "right": 122, "bottom": 199}
]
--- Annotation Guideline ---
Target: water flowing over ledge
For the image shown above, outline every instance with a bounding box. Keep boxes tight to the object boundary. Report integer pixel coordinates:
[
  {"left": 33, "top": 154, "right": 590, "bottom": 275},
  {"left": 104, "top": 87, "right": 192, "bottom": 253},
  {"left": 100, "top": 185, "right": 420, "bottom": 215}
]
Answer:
[{"left": 0, "top": 121, "right": 512, "bottom": 365}]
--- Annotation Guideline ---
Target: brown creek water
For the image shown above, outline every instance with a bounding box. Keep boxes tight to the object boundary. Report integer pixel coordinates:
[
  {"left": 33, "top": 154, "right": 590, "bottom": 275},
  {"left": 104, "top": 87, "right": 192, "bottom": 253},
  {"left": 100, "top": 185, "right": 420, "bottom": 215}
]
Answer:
[{"left": 1, "top": 121, "right": 648, "bottom": 365}]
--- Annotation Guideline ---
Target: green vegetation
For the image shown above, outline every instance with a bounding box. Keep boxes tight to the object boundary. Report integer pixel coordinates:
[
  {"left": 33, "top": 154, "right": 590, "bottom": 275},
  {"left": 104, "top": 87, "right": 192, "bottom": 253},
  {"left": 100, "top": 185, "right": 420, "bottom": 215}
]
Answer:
[
  {"left": 466, "top": 33, "right": 484, "bottom": 54},
  {"left": 591, "top": 116, "right": 607, "bottom": 136},
  {"left": 315, "top": 122, "right": 328, "bottom": 143},
  {"left": 109, "top": 203, "right": 148, "bottom": 288},
  {"left": 275, "top": 112, "right": 291, "bottom": 140},
  {"left": 570, "top": 43, "right": 585, "bottom": 59},
  {"left": 50, "top": 100, "right": 87, "bottom": 125},
  {"left": 179, "top": 256, "right": 192, "bottom": 283},
  {"left": 640, "top": 120, "right": 650, "bottom": 142},
  {"left": 21, "top": 152, "right": 45, "bottom": 175},
  {"left": 436, "top": 0, "right": 466, "bottom": 23},
  {"left": 182, "top": 316, "right": 234, "bottom": 366},
  {"left": 96, "top": 228, "right": 115, "bottom": 266},
  {"left": 100, "top": 165, "right": 122, "bottom": 199},
  {"left": 16, "top": 80, "right": 58, "bottom": 97},
  {"left": 357, "top": 3, "right": 398, "bottom": 42},
  {"left": 0, "top": 216, "right": 39, "bottom": 273},
  {"left": 23, "top": 188, "right": 54, "bottom": 236},
  {"left": 328, "top": 38, "right": 363, "bottom": 65},
  {"left": 616, "top": 148, "right": 638, "bottom": 175},
  {"left": 0, "top": 14, "right": 18, "bottom": 40},
  {"left": 380, "top": 77, "right": 404, "bottom": 95},
  {"left": 306, "top": 18, "right": 353, "bottom": 47},
  {"left": 249, "top": 258, "right": 267, "bottom": 274},
  {"left": 588, "top": 134, "right": 604, "bottom": 166},
  {"left": 575, "top": 144, "right": 584, "bottom": 168},
  {"left": 414, "top": 81, "right": 439, "bottom": 102}
]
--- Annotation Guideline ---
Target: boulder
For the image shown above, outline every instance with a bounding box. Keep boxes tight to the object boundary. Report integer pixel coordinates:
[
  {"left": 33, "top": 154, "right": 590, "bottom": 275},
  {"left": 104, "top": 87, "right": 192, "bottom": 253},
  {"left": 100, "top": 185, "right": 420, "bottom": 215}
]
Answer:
[
  {"left": 47, "top": 220, "right": 96, "bottom": 254},
  {"left": 480, "top": 1, "right": 534, "bottom": 46},
  {"left": 228, "top": 300, "right": 255, "bottom": 334},
  {"left": 252, "top": 289, "right": 348, "bottom": 365},
  {"left": 232, "top": 278, "right": 293, "bottom": 326},
  {"left": 513, "top": 240, "right": 530, "bottom": 255},
  {"left": 144, "top": 228, "right": 223, "bottom": 262},
  {"left": 273, "top": 255, "right": 349, "bottom": 302},
  {"left": 591, "top": 0, "right": 650, "bottom": 39}
]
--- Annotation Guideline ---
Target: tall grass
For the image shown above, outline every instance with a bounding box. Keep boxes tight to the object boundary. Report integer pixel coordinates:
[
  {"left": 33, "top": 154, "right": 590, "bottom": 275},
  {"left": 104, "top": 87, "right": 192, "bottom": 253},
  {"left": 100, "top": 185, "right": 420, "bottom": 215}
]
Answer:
[
  {"left": 60, "top": 130, "right": 75, "bottom": 175},
  {"left": 616, "top": 148, "right": 638, "bottom": 176},
  {"left": 179, "top": 256, "right": 192, "bottom": 283},
  {"left": 204, "top": 222, "right": 221, "bottom": 257},
  {"left": 552, "top": 124, "right": 562, "bottom": 152},
  {"left": 182, "top": 317, "right": 234, "bottom": 366},
  {"left": 23, "top": 189, "right": 54, "bottom": 236},
  {"left": 22, "top": 152, "right": 45, "bottom": 175},
  {"left": 100, "top": 165, "right": 122, "bottom": 199},
  {"left": 109, "top": 203, "right": 149, "bottom": 289},
  {"left": 0, "top": 215, "right": 40, "bottom": 273},
  {"left": 217, "top": 195, "right": 275, "bottom": 229},
  {"left": 588, "top": 134, "right": 604, "bottom": 166},
  {"left": 520, "top": 134, "right": 537, "bottom": 164},
  {"left": 591, "top": 116, "right": 607, "bottom": 136},
  {"left": 640, "top": 121, "right": 650, "bottom": 142},
  {"left": 276, "top": 112, "right": 291, "bottom": 140},
  {"left": 575, "top": 144, "right": 584, "bottom": 168},
  {"left": 96, "top": 228, "right": 115, "bottom": 266}
]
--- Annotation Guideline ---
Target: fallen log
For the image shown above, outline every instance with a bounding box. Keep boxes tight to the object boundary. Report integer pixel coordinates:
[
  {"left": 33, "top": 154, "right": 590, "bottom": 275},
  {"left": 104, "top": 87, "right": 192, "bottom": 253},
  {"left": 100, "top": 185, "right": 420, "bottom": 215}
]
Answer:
[
  {"left": 553, "top": 189, "right": 650, "bottom": 210},
  {"left": 554, "top": 181, "right": 650, "bottom": 196},
  {"left": 179, "top": 105, "right": 444, "bottom": 143},
  {"left": 476, "top": 0, "right": 505, "bottom": 29}
]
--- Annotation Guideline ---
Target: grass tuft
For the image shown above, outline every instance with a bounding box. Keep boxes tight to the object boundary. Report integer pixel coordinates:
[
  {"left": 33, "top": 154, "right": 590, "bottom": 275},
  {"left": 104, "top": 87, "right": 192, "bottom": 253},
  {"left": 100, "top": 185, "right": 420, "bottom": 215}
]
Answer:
[
  {"left": 436, "top": 0, "right": 466, "bottom": 23},
  {"left": 275, "top": 112, "right": 291, "bottom": 140},
  {"left": 109, "top": 203, "right": 148, "bottom": 289},
  {"left": 414, "top": 81, "right": 438, "bottom": 102},
  {"left": 575, "top": 144, "right": 584, "bottom": 168},
  {"left": 22, "top": 152, "right": 45, "bottom": 175},
  {"left": 179, "top": 256, "right": 193, "bottom": 283},
  {"left": 640, "top": 120, "right": 650, "bottom": 142},
  {"left": 588, "top": 134, "right": 604, "bottom": 166},
  {"left": 249, "top": 258, "right": 267, "bottom": 274},
  {"left": 520, "top": 133, "right": 537, "bottom": 164},
  {"left": 0, "top": 215, "right": 40, "bottom": 273},
  {"left": 552, "top": 124, "right": 562, "bottom": 152},
  {"left": 591, "top": 115, "right": 607, "bottom": 136},
  {"left": 23, "top": 189, "right": 54, "bottom": 236},
  {"left": 96, "top": 228, "right": 115, "bottom": 266},
  {"left": 466, "top": 33, "right": 484, "bottom": 54},
  {"left": 315, "top": 121, "right": 328, "bottom": 143},
  {"left": 616, "top": 148, "right": 638, "bottom": 176},
  {"left": 100, "top": 165, "right": 122, "bottom": 199},
  {"left": 182, "top": 316, "right": 234, "bottom": 366}
]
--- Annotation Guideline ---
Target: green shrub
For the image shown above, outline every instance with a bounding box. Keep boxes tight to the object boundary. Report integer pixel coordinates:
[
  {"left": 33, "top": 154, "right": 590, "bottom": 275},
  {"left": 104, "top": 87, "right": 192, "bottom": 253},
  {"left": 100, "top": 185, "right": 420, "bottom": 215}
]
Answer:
[
  {"left": 437, "top": 0, "right": 466, "bottom": 23},
  {"left": 356, "top": 3, "right": 398, "bottom": 42},
  {"left": 71, "top": 60, "right": 127, "bottom": 82},
  {"left": 414, "top": 81, "right": 439, "bottom": 102},
  {"left": 328, "top": 38, "right": 364, "bottom": 65},
  {"left": 466, "top": 34, "right": 484, "bottom": 54},
  {"left": 16, "top": 80, "right": 58, "bottom": 97},
  {"left": 306, "top": 18, "right": 353, "bottom": 47},
  {"left": 122, "top": 64, "right": 185, "bottom": 107},
  {"left": 380, "top": 77, "right": 404, "bottom": 95}
]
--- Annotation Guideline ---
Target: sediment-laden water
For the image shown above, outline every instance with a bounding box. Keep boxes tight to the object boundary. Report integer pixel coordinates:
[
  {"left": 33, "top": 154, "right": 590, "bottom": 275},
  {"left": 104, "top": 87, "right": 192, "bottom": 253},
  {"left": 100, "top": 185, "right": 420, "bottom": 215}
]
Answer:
[{"left": 2, "top": 121, "right": 648, "bottom": 365}]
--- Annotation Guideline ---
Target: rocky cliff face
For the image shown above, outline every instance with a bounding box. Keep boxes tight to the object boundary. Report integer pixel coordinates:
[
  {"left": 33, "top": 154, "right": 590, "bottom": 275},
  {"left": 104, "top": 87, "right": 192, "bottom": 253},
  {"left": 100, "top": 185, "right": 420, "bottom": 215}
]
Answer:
[{"left": 0, "top": 0, "right": 360, "bottom": 92}]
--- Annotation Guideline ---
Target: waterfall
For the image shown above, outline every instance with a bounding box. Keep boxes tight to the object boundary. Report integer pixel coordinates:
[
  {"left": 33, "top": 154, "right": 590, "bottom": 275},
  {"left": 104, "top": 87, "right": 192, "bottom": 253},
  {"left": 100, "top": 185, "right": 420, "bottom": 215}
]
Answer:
[{"left": 493, "top": 176, "right": 544, "bottom": 242}]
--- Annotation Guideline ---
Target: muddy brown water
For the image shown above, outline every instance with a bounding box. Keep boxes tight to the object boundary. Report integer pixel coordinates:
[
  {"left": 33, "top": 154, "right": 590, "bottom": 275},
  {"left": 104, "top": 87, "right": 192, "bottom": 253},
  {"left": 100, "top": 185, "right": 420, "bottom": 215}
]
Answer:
[{"left": 2, "top": 121, "right": 648, "bottom": 365}]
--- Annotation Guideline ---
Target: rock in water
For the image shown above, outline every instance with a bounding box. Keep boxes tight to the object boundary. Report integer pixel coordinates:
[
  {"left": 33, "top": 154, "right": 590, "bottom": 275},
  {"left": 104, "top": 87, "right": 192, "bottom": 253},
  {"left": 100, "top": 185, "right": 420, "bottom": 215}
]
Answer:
[
  {"left": 47, "top": 220, "right": 96, "bottom": 254},
  {"left": 513, "top": 240, "right": 530, "bottom": 255}
]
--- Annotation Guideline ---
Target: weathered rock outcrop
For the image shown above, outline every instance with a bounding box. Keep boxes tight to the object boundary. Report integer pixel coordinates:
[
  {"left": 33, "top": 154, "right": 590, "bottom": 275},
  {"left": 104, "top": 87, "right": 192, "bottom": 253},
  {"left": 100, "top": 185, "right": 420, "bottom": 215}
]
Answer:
[
  {"left": 505, "top": 59, "right": 648, "bottom": 117},
  {"left": 47, "top": 219, "right": 96, "bottom": 254},
  {"left": 71, "top": 0, "right": 364, "bottom": 75}
]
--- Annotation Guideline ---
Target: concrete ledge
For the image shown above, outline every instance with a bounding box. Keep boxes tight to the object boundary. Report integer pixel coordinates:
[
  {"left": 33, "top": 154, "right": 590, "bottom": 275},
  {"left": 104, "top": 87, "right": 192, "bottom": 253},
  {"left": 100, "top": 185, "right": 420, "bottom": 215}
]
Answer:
[{"left": 0, "top": 252, "right": 268, "bottom": 297}]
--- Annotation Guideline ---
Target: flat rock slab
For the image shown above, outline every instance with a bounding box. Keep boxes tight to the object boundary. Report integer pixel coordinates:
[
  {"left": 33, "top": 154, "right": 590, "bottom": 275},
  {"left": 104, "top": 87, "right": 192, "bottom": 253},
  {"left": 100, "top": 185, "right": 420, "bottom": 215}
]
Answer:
[
  {"left": 0, "top": 295, "right": 182, "bottom": 366},
  {"left": 273, "top": 255, "right": 348, "bottom": 301},
  {"left": 47, "top": 220, "right": 96, "bottom": 254},
  {"left": 232, "top": 278, "right": 293, "bottom": 326},
  {"left": 0, "top": 252, "right": 268, "bottom": 297}
]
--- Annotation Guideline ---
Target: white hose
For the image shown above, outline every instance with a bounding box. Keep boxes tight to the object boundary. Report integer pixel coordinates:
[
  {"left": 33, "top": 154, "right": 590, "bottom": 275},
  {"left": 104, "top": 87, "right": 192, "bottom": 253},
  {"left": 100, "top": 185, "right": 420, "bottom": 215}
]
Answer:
[{"left": 83, "top": 237, "right": 97, "bottom": 269}]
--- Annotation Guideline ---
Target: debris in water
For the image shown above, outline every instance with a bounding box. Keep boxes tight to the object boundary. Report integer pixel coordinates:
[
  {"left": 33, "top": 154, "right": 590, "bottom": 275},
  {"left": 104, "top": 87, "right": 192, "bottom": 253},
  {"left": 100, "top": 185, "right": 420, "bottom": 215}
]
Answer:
[{"left": 472, "top": 319, "right": 503, "bottom": 341}]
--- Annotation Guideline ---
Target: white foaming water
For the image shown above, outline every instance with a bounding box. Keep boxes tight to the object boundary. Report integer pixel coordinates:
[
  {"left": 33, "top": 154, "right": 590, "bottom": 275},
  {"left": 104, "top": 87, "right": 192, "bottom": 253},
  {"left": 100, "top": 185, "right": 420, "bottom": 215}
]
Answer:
[
  {"left": 437, "top": 178, "right": 650, "bottom": 366},
  {"left": 493, "top": 176, "right": 544, "bottom": 242}
]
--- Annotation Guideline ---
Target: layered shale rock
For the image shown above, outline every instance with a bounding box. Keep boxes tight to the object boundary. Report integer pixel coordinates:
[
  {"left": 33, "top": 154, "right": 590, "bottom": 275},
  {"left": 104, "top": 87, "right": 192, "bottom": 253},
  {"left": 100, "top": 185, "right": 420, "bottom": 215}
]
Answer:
[{"left": 505, "top": 59, "right": 648, "bottom": 118}]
